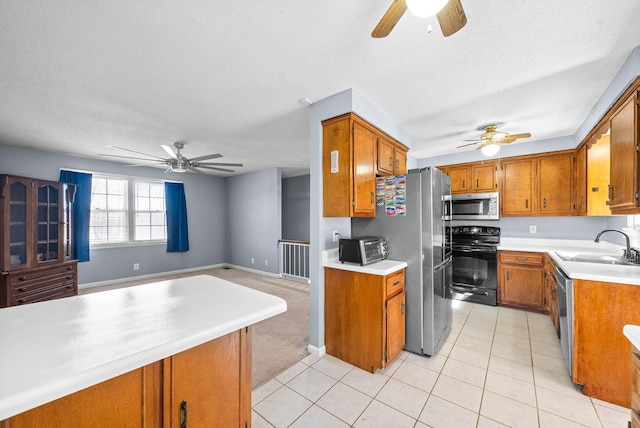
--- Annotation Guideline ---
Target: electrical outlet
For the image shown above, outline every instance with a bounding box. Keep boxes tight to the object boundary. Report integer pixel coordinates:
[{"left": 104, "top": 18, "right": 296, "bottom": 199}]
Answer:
[
  {"left": 265, "top": 259, "right": 269, "bottom": 266},
  {"left": 251, "top": 258, "right": 255, "bottom": 264},
  {"left": 133, "top": 263, "right": 139, "bottom": 270},
  {"left": 332, "top": 230, "right": 340, "bottom": 242},
  {"left": 529, "top": 225, "right": 537, "bottom": 234}
]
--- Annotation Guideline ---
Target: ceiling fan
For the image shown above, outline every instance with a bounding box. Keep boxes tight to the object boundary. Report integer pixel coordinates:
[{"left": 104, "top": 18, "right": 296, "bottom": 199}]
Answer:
[
  {"left": 99, "top": 142, "right": 243, "bottom": 174},
  {"left": 372, "top": 0, "right": 467, "bottom": 38},
  {"left": 457, "top": 125, "right": 532, "bottom": 156}
]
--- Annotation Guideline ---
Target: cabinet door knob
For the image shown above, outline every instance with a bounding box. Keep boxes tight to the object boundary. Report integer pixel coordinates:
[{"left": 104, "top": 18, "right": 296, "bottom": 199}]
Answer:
[
  {"left": 180, "top": 400, "right": 187, "bottom": 428},
  {"left": 18, "top": 276, "right": 27, "bottom": 281}
]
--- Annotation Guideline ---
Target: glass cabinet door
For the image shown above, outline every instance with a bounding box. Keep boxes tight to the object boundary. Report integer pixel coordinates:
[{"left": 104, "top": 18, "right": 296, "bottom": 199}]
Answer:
[
  {"left": 36, "top": 183, "right": 61, "bottom": 264},
  {"left": 8, "top": 179, "right": 30, "bottom": 268}
]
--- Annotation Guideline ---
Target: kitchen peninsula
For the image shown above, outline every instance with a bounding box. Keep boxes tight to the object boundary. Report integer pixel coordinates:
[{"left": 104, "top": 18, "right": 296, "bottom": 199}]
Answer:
[
  {"left": 499, "top": 237, "right": 640, "bottom": 408},
  {"left": 0, "top": 275, "right": 287, "bottom": 427}
]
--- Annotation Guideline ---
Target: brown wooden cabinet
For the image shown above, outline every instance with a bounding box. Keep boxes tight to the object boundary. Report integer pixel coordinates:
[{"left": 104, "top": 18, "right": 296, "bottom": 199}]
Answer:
[
  {"left": 323, "top": 113, "right": 407, "bottom": 217},
  {"left": 501, "top": 159, "right": 535, "bottom": 216},
  {"left": 574, "top": 145, "right": 587, "bottom": 215},
  {"left": 439, "top": 161, "right": 498, "bottom": 194},
  {"left": 2, "top": 329, "right": 251, "bottom": 428},
  {"left": 0, "top": 175, "right": 77, "bottom": 308},
  {"left": 543, "top": 255, "right": 559, "bottom": 336},
  {"left": 376, "top": 136, "right": 407, "bottom": 176},
  {"left": 573, "top": 279, "right": 640, "bottom": 408},
  {"left": 324, "top": 267, "right": 405, "bottom": 372},
  {"left": 609, "top": 87, "right": 640, "bottom": 214},
  {"left": 498, "top": 251, "right": 545, "bottom": 312},
  {"left": 538, "top": 152, "right": 574, "bottom": 215},
  {"left": 501, "top": 151, "right": 574, "bottom": 216}
]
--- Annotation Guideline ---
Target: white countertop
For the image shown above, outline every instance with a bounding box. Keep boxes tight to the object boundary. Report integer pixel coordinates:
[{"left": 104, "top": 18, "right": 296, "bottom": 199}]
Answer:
[
  {"left": 0, "top": 275, "right": 287, "bottom": 421},
  {"left": 624, "top": 325, "right": 640, "bottom": 350},
  {"left": 498, "top": 237, "right": 640, "bottom": 286},
  {"left": 323, "top": 249, "right": 407, "bottom": 276}
]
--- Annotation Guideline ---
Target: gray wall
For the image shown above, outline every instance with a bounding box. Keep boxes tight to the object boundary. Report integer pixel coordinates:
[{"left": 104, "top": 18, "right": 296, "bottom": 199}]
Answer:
[
  {"left": 0, "top": 144, "right": 228, "bottom": 284},
  {"left": 227, "top": 168, "right": 282, "bottom": 274},
  {"left": 282, "top": 175, "right": 310, "bottom": 242}
]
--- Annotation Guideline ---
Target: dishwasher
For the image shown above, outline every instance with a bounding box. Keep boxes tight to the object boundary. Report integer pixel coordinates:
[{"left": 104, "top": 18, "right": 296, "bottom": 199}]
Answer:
[{"left": 555, "top": 266, "right": 573, "bottom": 378}]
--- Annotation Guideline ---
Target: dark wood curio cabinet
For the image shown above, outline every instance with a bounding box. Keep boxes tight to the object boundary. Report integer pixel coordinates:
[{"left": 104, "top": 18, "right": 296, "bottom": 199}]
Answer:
[{"left": 0, "top": 175, "right": 77, "bottom": 307}]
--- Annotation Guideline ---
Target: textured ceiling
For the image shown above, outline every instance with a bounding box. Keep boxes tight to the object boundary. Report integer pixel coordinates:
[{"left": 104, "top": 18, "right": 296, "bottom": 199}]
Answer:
[{"left": 1, "top": 1, "right": 639, "bottom": 177}]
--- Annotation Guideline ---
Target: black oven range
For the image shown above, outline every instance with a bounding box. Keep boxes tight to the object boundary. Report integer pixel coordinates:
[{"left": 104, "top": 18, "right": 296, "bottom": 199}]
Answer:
[{"left": 448, "top": 226, "right": 500, "bottom": 306}]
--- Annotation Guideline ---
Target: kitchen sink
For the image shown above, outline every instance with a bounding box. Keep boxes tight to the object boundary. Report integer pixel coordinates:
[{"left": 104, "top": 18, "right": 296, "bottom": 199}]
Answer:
[{"left": 555, "top": 253, "right": 636, "bottom": 266}]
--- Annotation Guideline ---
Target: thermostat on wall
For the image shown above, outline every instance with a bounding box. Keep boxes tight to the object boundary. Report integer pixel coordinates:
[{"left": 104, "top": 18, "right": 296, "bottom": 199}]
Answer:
[{"left": 331, "top": 150, "right": 339, "bottom": 173}]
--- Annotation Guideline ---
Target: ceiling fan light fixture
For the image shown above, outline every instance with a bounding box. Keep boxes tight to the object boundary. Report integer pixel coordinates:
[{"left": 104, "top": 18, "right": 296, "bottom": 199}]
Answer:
[
  {"left": 171, "top": 159, "right": 188, "bottom": 173},
  {"left": 406, "top": 0, "right": 449, "bottom": 18},
  {"left": 481, "top": 143, "right": 500, "bottom": 157}
]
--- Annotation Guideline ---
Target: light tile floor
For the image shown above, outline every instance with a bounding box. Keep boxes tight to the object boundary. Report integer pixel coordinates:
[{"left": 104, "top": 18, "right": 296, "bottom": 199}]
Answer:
[{"left": 251, "top": 301, "right": 632, "bottom": 427}]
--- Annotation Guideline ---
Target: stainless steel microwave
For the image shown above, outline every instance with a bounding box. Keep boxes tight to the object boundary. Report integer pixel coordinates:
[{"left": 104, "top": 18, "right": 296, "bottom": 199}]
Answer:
[{"left": 450, "top": 192, "right": 499, "bottom": 220}]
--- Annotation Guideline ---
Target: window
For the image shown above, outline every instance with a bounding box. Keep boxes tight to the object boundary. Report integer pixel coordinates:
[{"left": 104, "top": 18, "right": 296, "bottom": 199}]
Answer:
[{"left": 90, "top": 174, "right": 166, "bottom": 246}]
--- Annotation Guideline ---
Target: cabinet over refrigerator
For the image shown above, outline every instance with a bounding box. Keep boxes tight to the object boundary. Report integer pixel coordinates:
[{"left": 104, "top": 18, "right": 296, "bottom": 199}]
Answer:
[{"left": 351, "top": 167, "right": 453, "bottom": 356}]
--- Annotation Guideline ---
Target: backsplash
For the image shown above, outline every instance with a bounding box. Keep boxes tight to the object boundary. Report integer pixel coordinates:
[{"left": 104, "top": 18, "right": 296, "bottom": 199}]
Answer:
[{"left": 453, "top": 215, "right": 626, "bottom": 241}]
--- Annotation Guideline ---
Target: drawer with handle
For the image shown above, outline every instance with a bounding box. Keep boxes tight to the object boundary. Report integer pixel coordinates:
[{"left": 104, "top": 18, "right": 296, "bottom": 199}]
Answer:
[
  {"left": 499, "top": 251, "right": 544, "bottom": 266},
  {"left": 385, "top": 270, "right": 405, "bottom": 298}
]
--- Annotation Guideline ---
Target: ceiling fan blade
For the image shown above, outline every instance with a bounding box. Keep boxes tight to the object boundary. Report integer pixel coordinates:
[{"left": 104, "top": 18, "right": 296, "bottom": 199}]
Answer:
[
  {"left": 107, "top": 145, "right": 166, "bottom": 160},
  {"left": 189, "top": 153, "right": 223, "bottom": 162},
  {"left": 457, "top": 142, "right": 480, "bottom": 148},
  {"left": 98, "top": 153, "right": 164, "bottom": 162},
  {"left": 196, "top": 162, "right": 244, "bottom": 167},
  {"left": 186, "top": 166, "right": 207, "bottom": 175},
  {"left": 371, "top": 0, "right": 407, "bottom": 38},
  {"left": 499, "top": 133, "right": 531, "bottom": 144},
  {"left": 161, "top": 144, "right": 178, "bottom": 159},
  {"left": 196, "top": 165, "right": 235, "bottom": 173},
  {"left": 436, "top": 0, "right": 467, "bottom": 37}
]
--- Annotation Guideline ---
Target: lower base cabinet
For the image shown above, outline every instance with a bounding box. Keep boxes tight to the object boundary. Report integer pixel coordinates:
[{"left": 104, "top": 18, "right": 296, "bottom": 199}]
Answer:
[
  {"left": 1, "top": 328, "right": 251, "bottom": 428},
  {"left": 498, "top": 251, "right": 545, "bottom": 312},
  {"left": 573, "top": 279, "right": 640, "bottom": 408},
  {"left": 324, "top": 267, "right": 405, "bottom": 373},
  {"left": 544, "top": 255, "right": 559, "bottom": 336}
]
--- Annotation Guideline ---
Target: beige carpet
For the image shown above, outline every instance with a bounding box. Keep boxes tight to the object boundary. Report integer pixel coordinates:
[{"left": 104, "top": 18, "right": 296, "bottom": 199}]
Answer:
[{"left": 81, "top": 267, "right": 310, "bottom": 389}]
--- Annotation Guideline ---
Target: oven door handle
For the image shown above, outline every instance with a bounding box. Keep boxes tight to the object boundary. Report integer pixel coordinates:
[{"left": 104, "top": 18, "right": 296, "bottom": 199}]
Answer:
[
  {"left": 453, "top": 247, "right": 497, "bottom": 254},
  {"left": 450, "top": 284, "right": 490, "bottom": 296}
]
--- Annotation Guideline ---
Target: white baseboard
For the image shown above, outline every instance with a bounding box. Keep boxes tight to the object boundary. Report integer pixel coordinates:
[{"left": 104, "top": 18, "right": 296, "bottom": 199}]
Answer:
[
  {"left": 79, "top": 263, "right": 227, "bottom": 290},
  {"left": 307, "top": 344, "right": 326, "bottom": 357},
  {"left": 225, "top": 264, "right": 282, "bottom": 279},
  {"left": 79, "top": 263, "right": 286, "bottom": 290}
]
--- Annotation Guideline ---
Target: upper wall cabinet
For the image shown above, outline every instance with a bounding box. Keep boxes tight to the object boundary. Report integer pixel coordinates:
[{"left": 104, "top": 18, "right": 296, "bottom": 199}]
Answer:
[
  {"left": 609, "top": 87, "right": 640, "bottom": 214},
  {"left": 501, "top": 151, "right": 574, "bottom": 217},
  {"left": 438, "top": 160, "right": 498, "bottom": 194},
  {"left": 577, "top": 76, "right": 640, "bottom": 215},
  {"left": 574, "top": 145, "right": 587, "bottom": 216},
  {"left": 376, "top": 136, "right": 407, "bottom": 176},
  {"left": 323, "top": 113, "right": 408, "bottom": 218}
]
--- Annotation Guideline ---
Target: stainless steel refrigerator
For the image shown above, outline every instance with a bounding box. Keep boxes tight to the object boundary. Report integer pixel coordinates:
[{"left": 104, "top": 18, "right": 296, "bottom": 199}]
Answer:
[{"left": 351, "top": 167, "right": 452, "bottom": 356}]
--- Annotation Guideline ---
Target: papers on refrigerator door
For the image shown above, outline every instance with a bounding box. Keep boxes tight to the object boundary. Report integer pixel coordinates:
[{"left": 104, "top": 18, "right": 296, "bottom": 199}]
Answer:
[{"left": 376, "top": 175, "right": 406, "bottom": 216}]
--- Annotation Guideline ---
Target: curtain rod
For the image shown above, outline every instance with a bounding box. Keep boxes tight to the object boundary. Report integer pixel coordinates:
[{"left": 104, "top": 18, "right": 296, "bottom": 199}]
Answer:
[{"left": 58, "top": 167, "right": 183, "bottom": 183}]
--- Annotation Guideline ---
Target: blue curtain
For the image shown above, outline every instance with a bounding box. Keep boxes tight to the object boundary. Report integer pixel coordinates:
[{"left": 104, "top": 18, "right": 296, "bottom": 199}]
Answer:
[
  {"left": 59, "top": 170, "right": 92, "bottom": 262},
  {"left": 165, "top": 182, "right": 189, "bottom": 252}
]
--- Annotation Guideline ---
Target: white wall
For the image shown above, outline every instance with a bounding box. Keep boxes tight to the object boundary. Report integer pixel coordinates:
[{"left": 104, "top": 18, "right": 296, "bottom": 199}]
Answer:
[
  {"left": 0, "top": 144, "right": 228, "bottom": 284},
  {"left": 226, "top": 168, "right": 282, "bottom": 274},
  {"left": 308, "top": 89, "right": 412, "bottom": 354}
]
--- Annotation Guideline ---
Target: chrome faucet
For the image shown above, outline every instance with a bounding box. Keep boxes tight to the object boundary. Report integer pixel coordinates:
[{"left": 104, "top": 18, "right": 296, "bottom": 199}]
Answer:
[{"left": 594, "top": 229, "right": 636, "bottom": 262}]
